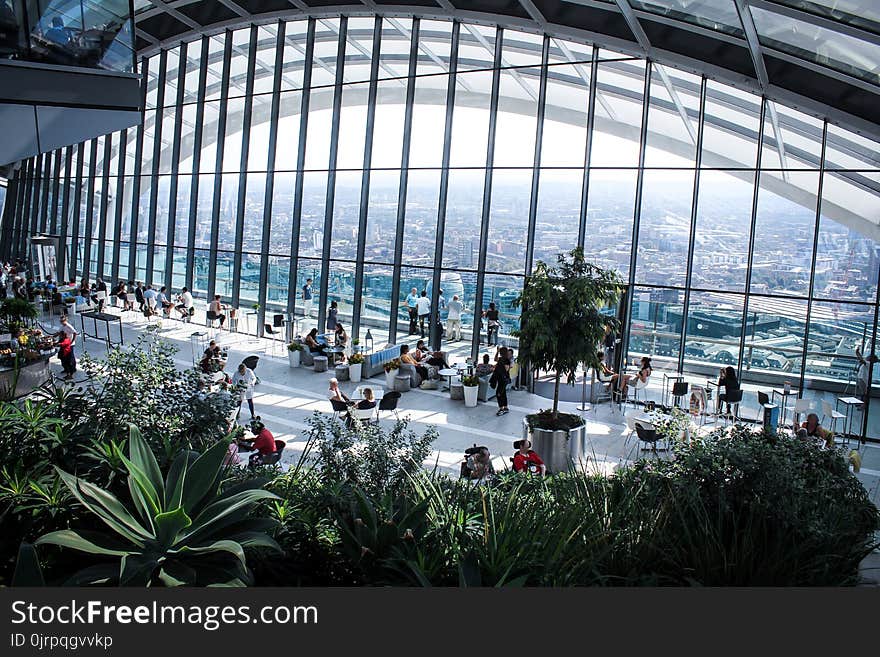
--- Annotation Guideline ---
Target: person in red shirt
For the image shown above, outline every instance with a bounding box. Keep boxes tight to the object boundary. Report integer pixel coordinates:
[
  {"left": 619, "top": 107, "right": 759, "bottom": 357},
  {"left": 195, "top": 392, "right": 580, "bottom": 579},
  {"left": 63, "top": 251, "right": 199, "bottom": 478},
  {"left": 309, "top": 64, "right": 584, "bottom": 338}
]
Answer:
[
  {"left": 512, "top": 439, "right": 546, "bottom": 476},
  {"left": 56, "top": 331, "right": 76, "bottom": 379},
  {"left": 250, "top": 421, "right": 277, "bottom": 456}
]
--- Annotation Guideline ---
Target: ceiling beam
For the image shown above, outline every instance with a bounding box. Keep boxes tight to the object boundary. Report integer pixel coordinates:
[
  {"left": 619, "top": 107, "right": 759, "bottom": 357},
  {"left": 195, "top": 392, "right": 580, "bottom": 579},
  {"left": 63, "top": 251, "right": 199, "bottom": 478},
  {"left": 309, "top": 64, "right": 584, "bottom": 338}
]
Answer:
[
  {"left": 216, "top": 0, "right": 251, "bottom": 19},
  {"left": 654, "top": 64, "right": 697, "bottom": 144},
  {"left": 612, "top": 0, "right": 653, "bottom": 58},
  {"left": 748, "top": 0, "right": 880, "bottom": 49},
  {"left": 734, "top": 0, "right": 769, "bottom": 89},
  {"left": 148, "top": 0, "right": 201, "bottom": 30}
]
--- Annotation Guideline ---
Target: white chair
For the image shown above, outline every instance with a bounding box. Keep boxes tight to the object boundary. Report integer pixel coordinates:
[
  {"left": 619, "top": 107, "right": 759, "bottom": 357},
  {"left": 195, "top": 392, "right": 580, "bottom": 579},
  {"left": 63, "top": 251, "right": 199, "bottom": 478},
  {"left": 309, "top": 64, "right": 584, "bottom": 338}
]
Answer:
[
  {"left": 623, "top": 412, "right": 653, "bottom": 455},
  {"left": 792, "top": 398, "right": 814, "bottom": 429},
  {"left": 350, "top": 406, "right": 377, "bottom": 425},
  {"left": 125, "top": 293, "right": 138, "bottom": 319},
  {"left": 821, "top": 400, "right": 846, "bottom": 434},
  {"left": 629, "top": 376, "right": 650, "bottom": 409}
]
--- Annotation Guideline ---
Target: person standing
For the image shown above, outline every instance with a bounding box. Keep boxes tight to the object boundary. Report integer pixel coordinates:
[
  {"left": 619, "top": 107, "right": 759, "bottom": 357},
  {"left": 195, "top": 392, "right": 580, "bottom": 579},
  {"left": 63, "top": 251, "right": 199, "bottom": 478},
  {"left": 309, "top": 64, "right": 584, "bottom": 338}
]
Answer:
[
  {"left": 232, "top": 362, "right": 257, "bottom": 420},
  {"left": 483, "top": 302, "right": 500, "bottom": 346},
  {"left": 326, "top": 300, "right": 338, "bottom": 333},
  {"left": 490, "top": 346, "right": 511, "bottom": 416},
  {"left": 416, "top": 290, "right": 431, "bottom": 339},
  {"left": 446, "top": 295, "right": 463, "bottom": 342},
  {"left": 301, "top": 278, "right": 313, "bottom": 323},
  {"left": 95, "top": 278, "right": 107, "bottom": 312},
  {"left": 56, "top": 331, "right": 76, "bottom": 379},
  {"left": 59, "top": 314, "right": 77, "bottom": 343},
  {"left": 404, "top": 287, "right": 419, "bottom": 335}
]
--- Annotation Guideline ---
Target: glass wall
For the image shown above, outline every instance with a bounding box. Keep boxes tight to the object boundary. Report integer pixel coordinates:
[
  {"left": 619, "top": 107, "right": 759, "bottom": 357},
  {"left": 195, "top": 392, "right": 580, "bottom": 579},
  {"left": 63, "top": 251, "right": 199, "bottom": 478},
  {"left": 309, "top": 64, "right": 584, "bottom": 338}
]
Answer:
[{"left": 5, "top": 14, "right": 880, "bottom": 438}]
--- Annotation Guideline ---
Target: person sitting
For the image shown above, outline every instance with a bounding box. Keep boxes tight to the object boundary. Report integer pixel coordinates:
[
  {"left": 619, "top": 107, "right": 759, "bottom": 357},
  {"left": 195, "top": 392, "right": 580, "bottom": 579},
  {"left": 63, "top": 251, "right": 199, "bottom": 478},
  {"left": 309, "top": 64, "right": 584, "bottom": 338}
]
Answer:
[
  {"left": 334, "top": 322, "right": 348, "bottom": 349},
  {"left": 176, "top": 287, "right": 194, "bottom": 320},
  {"left": 425, "top": 350, "right": 448, "bottom": 369},
  {"left": 475, "top": 354, "right": 494, "bottom": 377},
  {"left": 345, "top": 387, "right": 376, "bottom": 429},
  {"left": 328, "top": 377, "right": 351, "bottom": 404},
  {"left": 797, "top": 412, "right": 833, "bottom": 448},
  {"left": 305, "top": 328, "right": 327, "bottom": 357},
  {"left": 248, "top": 420, "right": 279, "bottom": 465},
  {"left": 158, "top": 286, "right": 173, "bottom": 316},
  {"left": 142, "top": 284, "right": 158, "bottom": 316},
  {"left": 717, "top": 366, "right": 740, "bottom": 415},
  {"left": 461, "top": 445, "right": 495, "bottom": 482},
  {"left": 618, "top": 356, "right": 653, "bottom": 399},
  {"left": 203, "top": 340, "right": 226, "bottom": 369},
  {"left": 400, "top": 344, "right": 428, "bottom": 382},
  {"left": 595, "top": 351, "right": 619, "bottom": 389},
  {"left": 512, "top": 439, "right": 546, "bottom": 476},
  {"left": 208, "top": 294, "right": 227, "bottom": 328},
  {"left": 413, "top": 340, "right": 428, "bottom": 362}
]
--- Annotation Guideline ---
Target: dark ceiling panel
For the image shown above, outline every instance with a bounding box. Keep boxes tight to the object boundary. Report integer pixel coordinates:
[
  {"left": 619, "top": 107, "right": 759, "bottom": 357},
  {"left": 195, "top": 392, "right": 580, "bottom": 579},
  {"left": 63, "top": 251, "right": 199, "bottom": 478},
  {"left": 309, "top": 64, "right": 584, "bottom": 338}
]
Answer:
[
  {"left": 177, "top": 2, "right": 240, "bottom": 24},
  {"left": 449, "top": 0, "right": 531, "bottom": 21},
  {"left": 541, "top": 1, "right": 636, "bottom": 43},
  {"left": 236, "top": 0, "right": 294, "bottom": 13},
  {"left": 137, "top": 12, "right": 193, "bottom": 40},
  {"left": 373, "top": 0, "right": 442, "bottom": 6},
  {"left": 641, "top": 21, "right": 755, "bottom": 79},
  {"left": 765, "top": 55, "right": 875, "bottom": 128},
  {"left": 300, "top": 0, "right": 352, "bottom": 7}
]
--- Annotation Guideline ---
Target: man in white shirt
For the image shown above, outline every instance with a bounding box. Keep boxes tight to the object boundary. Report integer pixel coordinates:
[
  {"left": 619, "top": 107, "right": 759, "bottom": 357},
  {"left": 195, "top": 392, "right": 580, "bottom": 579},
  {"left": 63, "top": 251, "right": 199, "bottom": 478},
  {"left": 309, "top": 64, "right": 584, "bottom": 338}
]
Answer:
[
  {"left": 59, "top": 315, "right": 77, "bottom": 343},
  {"left": 231, "top": 362, "right": 257, "bottom": 419},
  {"left": 415, "top": 290, "right": 431, "bottom": 339},
  {"left": 446, "top": 295, "right": 463, "bottom": 341},
  {"left": 176, "top": 286, "right": 194, "bottom": 320}
]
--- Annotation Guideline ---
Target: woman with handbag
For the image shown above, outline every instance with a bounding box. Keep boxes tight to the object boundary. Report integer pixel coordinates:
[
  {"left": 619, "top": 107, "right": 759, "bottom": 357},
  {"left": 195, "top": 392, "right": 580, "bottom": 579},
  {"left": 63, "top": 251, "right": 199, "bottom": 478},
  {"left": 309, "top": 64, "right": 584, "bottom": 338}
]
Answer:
[{"left": 489, "top": 346, "right": 511, "bottom": 416}]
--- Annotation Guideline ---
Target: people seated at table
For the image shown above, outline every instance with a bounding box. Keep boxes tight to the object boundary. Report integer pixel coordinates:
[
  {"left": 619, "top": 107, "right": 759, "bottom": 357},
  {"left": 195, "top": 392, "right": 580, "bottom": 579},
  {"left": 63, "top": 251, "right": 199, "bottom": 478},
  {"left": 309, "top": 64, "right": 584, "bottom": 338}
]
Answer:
[
  {"left": 305, "top": 328, "right": 327, "bottom": 357},
  {"left": 717, "top": 366, "right": 740, "bottom": 415},
  {"left": 475, "top": 354, "right": 494, "bottom": 377},
  {"left": 400, "top": 344, "right": 428, "bottom": 382},
  {"left": 202, "top": 340, "right": 226, "bottom": 369},
  {"left": 208, "top": 294, "right": 227, "bottom": 328},
  {"left": 512, "top": 439, "right": 546, "bottom": 476},
  {"left": 796, "top": 412, "right": 833, "bottom": 447},
  {"left": 328, "top": 377, "right": 351, "bottom": 404},
  {"left": 134, "top": 281, "right": 146, "bottom": 312}
]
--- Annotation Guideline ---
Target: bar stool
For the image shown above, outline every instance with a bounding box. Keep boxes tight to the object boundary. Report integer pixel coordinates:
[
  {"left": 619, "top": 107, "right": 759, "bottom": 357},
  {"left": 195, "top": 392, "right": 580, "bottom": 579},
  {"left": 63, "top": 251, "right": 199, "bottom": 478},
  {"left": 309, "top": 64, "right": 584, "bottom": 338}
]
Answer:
[
  {"left": 821, "top": 400, "right": 846, "bottom": 434},
  {"left": 721, "top": 389, "right": 743, "bottom": 425}
]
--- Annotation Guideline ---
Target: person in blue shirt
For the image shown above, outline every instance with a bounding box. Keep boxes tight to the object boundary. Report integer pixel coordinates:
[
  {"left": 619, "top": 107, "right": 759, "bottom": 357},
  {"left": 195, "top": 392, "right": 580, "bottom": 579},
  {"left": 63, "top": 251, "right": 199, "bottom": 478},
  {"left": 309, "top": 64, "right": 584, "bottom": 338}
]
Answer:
[
  {"left": 404, "top": 287, "right": 419, "bottom": 335},
  {"left": 301, "top": 278, "right": 313, "bottom": 323}
]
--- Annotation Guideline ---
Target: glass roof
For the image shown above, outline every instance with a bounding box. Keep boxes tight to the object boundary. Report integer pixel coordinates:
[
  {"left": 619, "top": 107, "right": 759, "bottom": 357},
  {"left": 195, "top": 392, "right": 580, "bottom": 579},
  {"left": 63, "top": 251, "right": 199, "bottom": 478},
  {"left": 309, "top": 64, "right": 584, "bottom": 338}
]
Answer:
[{"left": 131, "top": 1, "right": 880, "bottom": 133}]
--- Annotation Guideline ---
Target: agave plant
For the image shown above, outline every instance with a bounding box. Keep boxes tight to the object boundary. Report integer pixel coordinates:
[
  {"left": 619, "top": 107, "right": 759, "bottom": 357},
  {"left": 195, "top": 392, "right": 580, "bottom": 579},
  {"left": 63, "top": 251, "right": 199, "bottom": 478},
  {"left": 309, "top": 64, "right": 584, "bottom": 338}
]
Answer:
[{"left": 35, "top": 425, "right": 281, "bottom": 586}]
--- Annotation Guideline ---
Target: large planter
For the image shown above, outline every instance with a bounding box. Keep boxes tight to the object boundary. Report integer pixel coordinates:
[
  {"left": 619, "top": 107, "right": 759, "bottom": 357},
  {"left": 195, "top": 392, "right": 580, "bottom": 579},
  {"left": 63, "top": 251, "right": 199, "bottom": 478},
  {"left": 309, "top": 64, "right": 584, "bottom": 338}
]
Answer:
[
  {"left": 385, "top": 369, "right": 397, "bottom": 388},
  {"left": 350, "top": 362, "right": 362, "bottom": 383},
  {"left": 463, "top": 384, "right": 478, "bottom": 407},
  {"left": 522, "top": 418, "right": 588, "bottom": 474},
  {"left": 288, "top": 349, "right": 301, "bottom": 368}
]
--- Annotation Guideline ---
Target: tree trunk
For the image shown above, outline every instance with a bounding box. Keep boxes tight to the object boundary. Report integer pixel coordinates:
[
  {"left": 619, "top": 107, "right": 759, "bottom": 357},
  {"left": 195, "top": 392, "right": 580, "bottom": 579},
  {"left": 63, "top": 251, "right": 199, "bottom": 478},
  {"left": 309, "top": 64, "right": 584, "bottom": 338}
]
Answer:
[{"left": 552, "top": 369, "right": 561, "bottom": 417}]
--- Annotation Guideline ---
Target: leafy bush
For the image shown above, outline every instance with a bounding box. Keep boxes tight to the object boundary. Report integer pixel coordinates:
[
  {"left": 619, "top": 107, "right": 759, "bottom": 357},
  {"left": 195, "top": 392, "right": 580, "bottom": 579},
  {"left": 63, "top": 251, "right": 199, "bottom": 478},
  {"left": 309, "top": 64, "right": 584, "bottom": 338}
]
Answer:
[
  {"left": 348, "top": 352, "right": 364, "bottom": 365},
  {"left": 307, "top": 412, "right": 437, "bottom": 500},
  {"left": 30, "top": 426, "right": 280, "bottom": 586}
]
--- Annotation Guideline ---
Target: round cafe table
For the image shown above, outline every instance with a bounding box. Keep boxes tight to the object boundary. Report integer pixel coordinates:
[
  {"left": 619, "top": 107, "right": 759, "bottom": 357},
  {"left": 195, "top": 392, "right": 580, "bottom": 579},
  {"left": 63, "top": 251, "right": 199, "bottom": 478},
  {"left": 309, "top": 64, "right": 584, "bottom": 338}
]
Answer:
[{"left": 438, "top": 367, "right": 460, "bottom": 391}]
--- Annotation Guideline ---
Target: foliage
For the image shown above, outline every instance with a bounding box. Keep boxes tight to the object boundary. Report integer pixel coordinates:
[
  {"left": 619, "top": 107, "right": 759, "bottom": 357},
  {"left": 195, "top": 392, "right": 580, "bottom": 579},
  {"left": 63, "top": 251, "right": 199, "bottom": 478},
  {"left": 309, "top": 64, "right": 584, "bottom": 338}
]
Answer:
[
  {"left": 348, "top": 352, "right": 364, "bottom": 365},
  {"left": 0, "top": 297, "right": 38, "bottom": 332},
  {"left": 78, "top": 333, "right": 239, "bottom": 463},
  {"left": 257, "top": 424, "right": 877, "bottom": 587},
  {"left": 287, "top": 341, "right": 304, "bottom": 352},
  {"left": 513, "top": 247, "right": 624, "bottom": 415},
  {"left": 33, "top": 426, "right": 280, "bottom": 586},
  {"left": 383, "top": 359, "right": 400, "bottom": 372},
  {"left": 649, "top": 408, "right": 692, "bottom": 442},
  {"left": 461, "top": 375, "right": 479, "bottom": 387},
  {"left": 307, "top": 412, "right": 437, "bottom": 500}
]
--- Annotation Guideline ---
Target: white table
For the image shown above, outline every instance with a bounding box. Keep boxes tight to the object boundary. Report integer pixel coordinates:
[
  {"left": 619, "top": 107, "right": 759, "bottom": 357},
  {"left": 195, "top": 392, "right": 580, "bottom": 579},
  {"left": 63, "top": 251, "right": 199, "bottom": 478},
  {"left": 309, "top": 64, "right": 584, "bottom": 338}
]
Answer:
[
  {"left": 438, "top": 367, "right": 460, "bottom": 391},
  {"left": 836, "top": 396, "right": 864, "bottom": 443}
]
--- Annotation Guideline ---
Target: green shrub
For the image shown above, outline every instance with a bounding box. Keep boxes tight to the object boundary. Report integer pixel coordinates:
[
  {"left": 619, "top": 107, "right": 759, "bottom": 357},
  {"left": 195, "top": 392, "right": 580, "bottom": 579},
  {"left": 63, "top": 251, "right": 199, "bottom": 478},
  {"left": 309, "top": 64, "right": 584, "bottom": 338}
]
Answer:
[{"left": 31, "top": 426, "right": 280, "bottom": 586}]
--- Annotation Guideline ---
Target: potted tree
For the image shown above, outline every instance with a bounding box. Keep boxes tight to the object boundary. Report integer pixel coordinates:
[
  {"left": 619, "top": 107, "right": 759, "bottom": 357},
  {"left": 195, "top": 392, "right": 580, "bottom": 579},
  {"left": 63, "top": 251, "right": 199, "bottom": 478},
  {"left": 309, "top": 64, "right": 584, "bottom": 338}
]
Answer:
[
  {"left": 462, "top": 374, "right": 479, "bottom": 408},
  {"left": 349, "top": 352, "right": 364, "bottom": 383},
  {"left": 0, "top": 297, "right": 38, "bottom": 334},
  {"left": 514, "top": 247, "right": 624, "bottom": 474},
  {"left": 384, "top": 358, "right": 400, "bottom": 389},
  {"left": 287, "top": 341, "right": 303, "bottom": 368}
]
